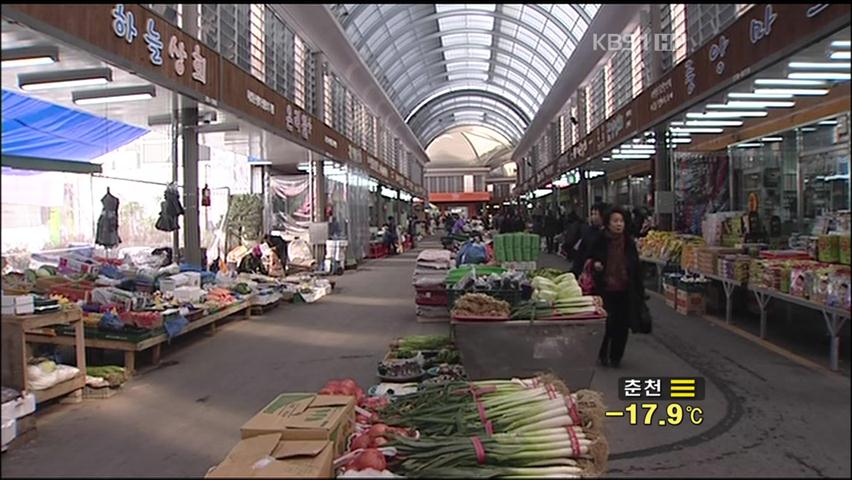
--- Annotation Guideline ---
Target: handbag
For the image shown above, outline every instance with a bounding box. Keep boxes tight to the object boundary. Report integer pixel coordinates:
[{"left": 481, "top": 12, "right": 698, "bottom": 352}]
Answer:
[
  {"left": 634, "top": 297, "right": 653, "bottom": 334},
  {"left": 578, "top": 259, "right": 597, "bottom": 295}
]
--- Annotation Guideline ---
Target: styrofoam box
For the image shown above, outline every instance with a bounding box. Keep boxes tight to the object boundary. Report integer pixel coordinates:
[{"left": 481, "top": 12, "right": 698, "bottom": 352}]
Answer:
[
  {"left": 14, "top": 394, "right": 35, "bottom": 419},
  {"left": 159, "top": 277, "right": 178, "bottom": 293},
  {"left": 1, "top": 418, "right": 15, "bottom": 449},
  {"left": 1, "top": 401, "right": 15, "bottom": 422}
]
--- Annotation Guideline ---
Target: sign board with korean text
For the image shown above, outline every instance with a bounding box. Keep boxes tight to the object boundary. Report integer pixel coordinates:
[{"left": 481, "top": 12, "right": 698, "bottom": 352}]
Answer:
[
  {"left": 4, "top": 3, "right": 219, "bottom": 103},
  {"left": 3, "top": 3, "right": 427, "bottom": 197},
  {"left": 543, "top": 3, "right": 850, "bottom": 190}
]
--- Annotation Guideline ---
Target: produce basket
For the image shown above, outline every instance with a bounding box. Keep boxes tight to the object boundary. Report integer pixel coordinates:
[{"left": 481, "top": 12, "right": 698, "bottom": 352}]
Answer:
[{"left": 451, "top": 316, "right": 606, "bottom": 389}]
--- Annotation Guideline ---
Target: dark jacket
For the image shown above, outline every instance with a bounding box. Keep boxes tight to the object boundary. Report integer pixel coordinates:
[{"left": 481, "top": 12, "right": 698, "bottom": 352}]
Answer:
[
  {"left": 572, "top": 224, "right": 603, "bottom": 277},
  {"left": 588, "top": 232, "right": 645, "bottom": 329}
]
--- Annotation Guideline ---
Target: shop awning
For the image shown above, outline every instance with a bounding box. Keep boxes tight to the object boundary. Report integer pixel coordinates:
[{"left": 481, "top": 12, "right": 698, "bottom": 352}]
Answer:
[{"left": 1, "top": 89, "right": 148, "bottom": 165}]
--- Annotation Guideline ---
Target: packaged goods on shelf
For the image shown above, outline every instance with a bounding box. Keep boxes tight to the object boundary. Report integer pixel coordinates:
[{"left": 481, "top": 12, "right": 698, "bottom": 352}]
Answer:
[
  {"left": 694, "top": 247, "right": 741, "bottom": 275},
  {"left": 680, "top": 239, "right": 707, "bottom": 272},
  {"left": 717, "top": 255, "right": 751, "bottom": 283}
]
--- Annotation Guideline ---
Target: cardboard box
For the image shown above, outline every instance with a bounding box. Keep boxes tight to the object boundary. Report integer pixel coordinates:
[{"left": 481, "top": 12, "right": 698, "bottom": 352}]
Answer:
[
  {"left": 14, "top": 295, "right": 34, "bottom": 315},
  {"left": 241, "top": 394, "right": 355, "bottom": 458},
  {"left": 206, "top": 434, "right": 333, "bottom": 478},
  {"left": 676, "top": 289, "right": 706, "bottom": 315},
  {"left": 664, "top": 283, "right": 677, "bottom": 308},
  {"left": 676, "top": 288, "right": 689, "bottom": 315}
]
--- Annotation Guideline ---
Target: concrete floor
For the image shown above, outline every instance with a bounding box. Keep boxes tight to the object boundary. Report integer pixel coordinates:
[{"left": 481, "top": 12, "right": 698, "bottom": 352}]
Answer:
[{"left": 1, "top": 247, "right": 850, "bottom": 477}]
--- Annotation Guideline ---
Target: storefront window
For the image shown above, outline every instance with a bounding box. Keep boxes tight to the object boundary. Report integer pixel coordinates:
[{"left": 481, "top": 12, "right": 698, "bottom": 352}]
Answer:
[{"left": 730, "top": 113, "right": 850, "bottom": 236}]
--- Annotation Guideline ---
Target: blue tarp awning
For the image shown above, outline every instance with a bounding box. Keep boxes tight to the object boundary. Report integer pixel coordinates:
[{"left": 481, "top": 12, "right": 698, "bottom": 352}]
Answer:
[{"left": 2, "top": 88, "right": 149, "bottom": 162}]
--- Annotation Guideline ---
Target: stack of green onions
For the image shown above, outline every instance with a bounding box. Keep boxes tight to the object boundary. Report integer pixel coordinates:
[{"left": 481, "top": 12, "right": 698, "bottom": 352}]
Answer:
[
  {"left": 379, "top": 377, "right": 603, "bottom": 438},
  {"left": 381, "top": 376, "right": 608, "bottom": 478}
]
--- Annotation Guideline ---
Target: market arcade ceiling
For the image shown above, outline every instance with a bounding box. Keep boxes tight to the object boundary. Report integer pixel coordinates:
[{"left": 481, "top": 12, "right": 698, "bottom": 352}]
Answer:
[{"left": 330, "top": 4, "right": 601, "bottom": 151}]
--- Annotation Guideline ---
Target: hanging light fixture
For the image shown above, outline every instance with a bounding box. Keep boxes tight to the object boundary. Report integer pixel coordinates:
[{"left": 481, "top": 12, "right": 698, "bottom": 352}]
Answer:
[
  {"left": 2, "top": 46, "right": 59, "bottom": 68},
  {"left": 19, "top": 67, "right": 112, "bottom": 91}
]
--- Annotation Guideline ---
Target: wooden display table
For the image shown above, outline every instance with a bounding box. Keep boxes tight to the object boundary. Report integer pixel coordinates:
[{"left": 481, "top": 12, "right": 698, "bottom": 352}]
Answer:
[
  {"left": 2, "top": 307, "right": 86, "bottom": 404},
  {"left": 26, "top": 296, "right": 254, "bottom": 376}
]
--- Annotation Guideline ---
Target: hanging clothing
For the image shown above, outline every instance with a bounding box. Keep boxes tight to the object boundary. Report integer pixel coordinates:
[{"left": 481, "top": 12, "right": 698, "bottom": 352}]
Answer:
[
  {"left": 155, "top": 184, "right": 185, "bottom": 232},
  {"left": 96, "top": 191, "right": 122, "bottom": 248}
]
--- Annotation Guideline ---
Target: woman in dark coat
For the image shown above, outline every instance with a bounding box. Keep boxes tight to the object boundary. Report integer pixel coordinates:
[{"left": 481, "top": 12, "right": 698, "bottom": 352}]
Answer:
[{"left": 588, "top": 207, "right": 644, "bottom": 368}]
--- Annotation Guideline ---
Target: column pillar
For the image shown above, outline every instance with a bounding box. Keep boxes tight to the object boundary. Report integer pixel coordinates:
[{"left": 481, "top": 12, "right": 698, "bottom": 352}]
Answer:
[
  {"left": 181, "top": 98, "right": 202, "bottom": 267},
  {"left": 310, "top": 151, "right": 325, "bottom": 223},
  {"left": 654, "top": 125, "right": 673, "bottom": 231}
]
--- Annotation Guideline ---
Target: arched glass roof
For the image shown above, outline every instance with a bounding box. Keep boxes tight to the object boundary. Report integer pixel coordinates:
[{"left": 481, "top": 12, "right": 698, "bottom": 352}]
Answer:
[{"left": 331, "top": 3, "right": 600, "bottom": 150}]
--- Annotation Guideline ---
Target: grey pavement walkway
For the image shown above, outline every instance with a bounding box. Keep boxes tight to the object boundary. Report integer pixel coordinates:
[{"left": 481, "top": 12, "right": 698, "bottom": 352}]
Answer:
[{"left": 1, "top": 248, "right": 849, "bottom": 477}]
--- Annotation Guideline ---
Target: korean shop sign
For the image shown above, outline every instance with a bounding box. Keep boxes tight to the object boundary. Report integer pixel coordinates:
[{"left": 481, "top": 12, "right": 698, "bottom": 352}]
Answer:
[
  {"left": 3, "top": 4, "right": 219, "bottom": 102},
  {"left": 547, "top": 2, "right": 850, "bottom": 188},
  {"left": 633, "top": 3, "right": 850, "bottom": 139}
]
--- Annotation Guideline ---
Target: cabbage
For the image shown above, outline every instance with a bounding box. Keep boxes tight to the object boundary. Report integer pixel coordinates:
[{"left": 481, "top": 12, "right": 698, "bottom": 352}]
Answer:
[{"left": 536, "top": 288, "right": 559, "bottom": 302}]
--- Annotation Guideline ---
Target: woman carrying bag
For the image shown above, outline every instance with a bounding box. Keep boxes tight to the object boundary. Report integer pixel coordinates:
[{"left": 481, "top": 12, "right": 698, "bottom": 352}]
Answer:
[{"left": 586, "top": 207, "right": 651, "bottom": 368}]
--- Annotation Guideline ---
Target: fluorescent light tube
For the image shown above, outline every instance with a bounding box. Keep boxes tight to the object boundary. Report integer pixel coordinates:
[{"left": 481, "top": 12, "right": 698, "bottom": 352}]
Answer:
[
  {"left": 73, "top": 85, "right": 156, "bottom": 105},
  {"left": 669, "top": 138, "right": 692, "bottom": 143},
  {"left": 687, "top": 111, "right": 768, "bottom": 118},
  {"left": 754, "top": 78, "right": 826, "bottom": 86},
  {"left": 818, "top": 120, "right": 838, "bottom": 125},
  {"left": 2, "top": 46, "right": 60, "bottom": 69},
  {"left": 614, "top": 149, "right": 655, "bottom": 155},
  {"left": 760, "top": 137, "right": 783, "bottom": 142},
  {"left": 788, "top": 61, "right": 850, "bottom": 70},
  {"left": 800, "top": 127, "right": 817, "bottom": 132},
  {"left": 684, "top": 120, "right": 744, "bottom": 127},
  {"left": 753, "top": 88, "right": 829, "bottom": 96},
  {"left": 670, "top": 128, "right": 725, "bottom": 133},
  {"left": 735, "top": 143, "right": 763, "bottom": 148},
  {"left": 19, "top": 67, "right": 112, "bottom": 91},
  {"left": 831, "top": 40, "right": 851, "bottom": 49},
  {"left": 788, "top": 72, "right": 850, "bottom": 80},
  {"left": 709, "top": 101, "right": 795, "bottom": 109},
  {"left": 601, "top": 157, "right": 611, "bottom": 162},
  {"left": 197, "top": 122, "right": 241, "bottom": 133},
  {"left": 669, "top": 131, "right": 692, "bottom": 137},
  {"left": 728, "top": 92, "right": 793, "bottom": 99},
  {"left": 612, "top": 154, "right": 651, "bottom": 159},
  {"left": 830, "top": 51, "right": 851, "bottom": 60}
]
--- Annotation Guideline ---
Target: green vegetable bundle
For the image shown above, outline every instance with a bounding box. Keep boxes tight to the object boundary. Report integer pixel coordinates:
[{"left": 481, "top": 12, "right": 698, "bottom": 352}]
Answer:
[
  {"left": 383, "top": 376, "right": 608, "bottom": 478},
  {"left": 392, "top": 335, "right": 453, "bottom": 351},
  {"left": 379, "top": 377, "right": 604, "bottom": 437},
  {"left": 529, "top": 268, "right": 565, "bottom": 281}
]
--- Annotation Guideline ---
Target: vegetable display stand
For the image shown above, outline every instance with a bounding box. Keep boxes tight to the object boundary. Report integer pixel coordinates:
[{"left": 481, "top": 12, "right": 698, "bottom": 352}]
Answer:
[
  {"left": 26, "top": 296, "right": 254, "bottom": 377},
  {"left": 1, "top": 307, "right": 86, "bottom": 405},
  {"left": 451, "top": 316, "right": 606, "bottom": 389}
]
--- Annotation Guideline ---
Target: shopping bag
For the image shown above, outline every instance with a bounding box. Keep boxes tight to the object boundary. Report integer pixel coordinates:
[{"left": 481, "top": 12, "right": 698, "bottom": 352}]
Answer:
[
  {"left": 632, "top": 298, "right": 653, "bottom": 334},
  {"left": 579, "top": 259, "right": 597, "bottom": 295}
]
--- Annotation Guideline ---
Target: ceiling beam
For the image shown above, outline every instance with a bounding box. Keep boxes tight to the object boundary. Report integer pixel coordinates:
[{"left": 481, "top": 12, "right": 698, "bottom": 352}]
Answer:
[
  {"left": 273, "top": 4, "right": 430, "bottom": 165},
  {"left": 511, "top": 4, "right": 643, "bottom": 165}
]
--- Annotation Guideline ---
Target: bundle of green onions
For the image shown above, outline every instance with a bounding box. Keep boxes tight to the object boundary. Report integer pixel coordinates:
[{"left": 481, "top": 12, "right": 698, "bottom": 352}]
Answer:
[
  {"left": 378, "top": 377, "right": 605, "bottom": 438},
  {"left": 388, "top": 427, "right": 608, "bottom": 478},
  {"left": 380, "top": 376, "right": 608, "bottom": 478},
  {"left": 391, "top": 335, "right": 453, "bottom": 352},
  {"left": 510, "top": 297, "right": 602, "bottom": 320}
]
